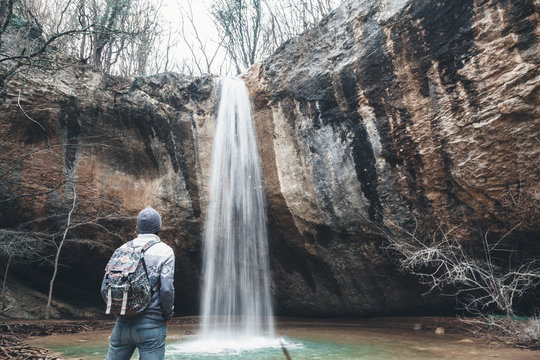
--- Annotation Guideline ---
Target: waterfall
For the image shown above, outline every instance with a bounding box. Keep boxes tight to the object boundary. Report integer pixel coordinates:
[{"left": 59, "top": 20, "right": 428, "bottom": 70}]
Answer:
[{"left": 199, "top": 78, "right": 274, "bottom": 339}]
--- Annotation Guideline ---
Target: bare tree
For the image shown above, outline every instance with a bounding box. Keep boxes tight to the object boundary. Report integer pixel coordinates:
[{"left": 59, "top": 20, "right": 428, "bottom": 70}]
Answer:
[
  {"left": 382, "top": 182, "right": 540, "bottom": 349},
  {"left": 0, "top": 136, "right": 128, "bottom": 318},
  {"left": 116, "top": 0, "right": 165, "bottom": 76},
  {"left": 463, "top": 313, "right": 540, "bottom": 349},
  {"left": 45, "top": 187, "right": 76, "bottom": 319},
  {"left": 77, "top": 0, "right": 165, "bottom": 75},
  {"left": 383, "top": 214, "right": 540, "bottom": 346},
  {"left": 0, "top": 21, "right": 92, "bottom": 89},
  {"left": 263, "top": 0, "right": 342, "bottom": 49},
  {"left": 161, "top": 26, "right": 173, "bottom": 73},
  {"left": 211, "top": 0, "right": 264, "bottom": 74},
  {"left": 0, "top": 0, "right": 90, "bottom": 89},
  {"left": 41, "top": 183, "right": 129, "bottom": 318},
  {"left": 0, "top": 229, "right": 50, "bottom": 311},
  {"left": 384, "top": 218, "right": 540, "bottom": 317},
  {"left": 211, "top": 0, "right": 344, "bottom": 74},
  {"left": 3, "top": 0, "right": 345, "bottom": 78},
  {"left": 178, "top": 0, "right": 224, "bottom": 75},
  {"left": 0, "top": 0, "right": 165, "bottom": 88}
]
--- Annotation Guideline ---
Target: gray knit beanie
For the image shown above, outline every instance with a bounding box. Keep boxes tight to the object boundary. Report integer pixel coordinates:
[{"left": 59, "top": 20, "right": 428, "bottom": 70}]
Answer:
[{"left": 136, "top": 206, "right": 162, "bottom": 234}]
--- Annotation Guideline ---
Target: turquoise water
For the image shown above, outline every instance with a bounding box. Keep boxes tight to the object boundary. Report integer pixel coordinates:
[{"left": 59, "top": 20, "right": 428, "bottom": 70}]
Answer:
[
  {"left": 29, "top": 334, "right": 371, "bottom": 360},
  {"left": 28, "top": 335, "right": 388, "bottom": 360},
  {"left": 33, "top": 336, "right": 110, "bottom": 359},
  {"left": 27, "top": 320, "right": 539, "bottom": 360},
  {"left": 165, "top": 336, "right": 376, "bottom": 359}
]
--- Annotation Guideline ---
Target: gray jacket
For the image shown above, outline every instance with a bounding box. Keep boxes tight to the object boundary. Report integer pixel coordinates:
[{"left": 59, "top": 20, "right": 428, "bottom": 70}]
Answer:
[{"left": 101, "top": 233, "right": 175, "bottom": 321}]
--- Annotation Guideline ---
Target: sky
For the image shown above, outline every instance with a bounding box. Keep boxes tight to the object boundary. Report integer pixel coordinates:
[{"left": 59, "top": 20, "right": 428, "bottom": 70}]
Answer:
[
  {"left": 158, "top": 0, "right": 227, "bottom": 75},
  {"left": 161, "top": 0, "right": 215, "bottom": 32}
]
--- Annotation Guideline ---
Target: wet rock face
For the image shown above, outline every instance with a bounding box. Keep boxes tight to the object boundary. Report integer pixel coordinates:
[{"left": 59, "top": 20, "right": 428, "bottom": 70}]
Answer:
[
  {"left": 244, "top": 0, "right": 539, "bottom": 315},
  {"left": 0, "top": 70, "right": 217, "bottom": 314},
  {"left": 1, "top": 0, "right": 538, "bottom": 317}
]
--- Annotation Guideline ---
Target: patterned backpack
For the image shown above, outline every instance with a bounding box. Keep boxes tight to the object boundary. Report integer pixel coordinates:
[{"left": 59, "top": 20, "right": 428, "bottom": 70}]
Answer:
[{"left": 104, "top": 239, "right": 160, "bottom": 316}]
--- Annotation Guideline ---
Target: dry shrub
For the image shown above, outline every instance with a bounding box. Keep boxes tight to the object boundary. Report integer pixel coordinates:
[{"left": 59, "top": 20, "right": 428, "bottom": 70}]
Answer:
[{"left": 461, "top": 315, "right": 540, "bottom": 350}]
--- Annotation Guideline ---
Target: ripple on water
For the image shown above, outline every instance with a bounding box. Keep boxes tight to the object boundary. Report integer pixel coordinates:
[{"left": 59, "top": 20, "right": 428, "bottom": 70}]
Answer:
[
  {"left": 166, "top": 336, "right": 296, "bottom": 357},
  {"left": 165, "top": 336, "right": 372, "bottom": 360}
]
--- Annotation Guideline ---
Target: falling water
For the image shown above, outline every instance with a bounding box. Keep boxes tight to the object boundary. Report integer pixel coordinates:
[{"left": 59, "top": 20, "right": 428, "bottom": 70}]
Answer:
[{"left": 199, "top": 78, "right": 274, "bottom": 341}]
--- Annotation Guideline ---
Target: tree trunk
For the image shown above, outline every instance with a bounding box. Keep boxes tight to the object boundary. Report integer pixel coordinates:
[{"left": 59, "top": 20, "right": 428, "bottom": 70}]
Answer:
[
  {"left": 93, "top": 0, "right": 126, "bottom": 68},
  {"left": 78, "top": 0, "right": 87, "bottom": 61},
  {"left": 45, "top": 190, "right": 76, "bottom": 319}
]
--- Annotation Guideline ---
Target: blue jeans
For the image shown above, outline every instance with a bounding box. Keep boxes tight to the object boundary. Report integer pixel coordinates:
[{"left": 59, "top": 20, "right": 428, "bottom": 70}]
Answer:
[{"left": 106, "top": 317, "right": 167, "bottom": 360}]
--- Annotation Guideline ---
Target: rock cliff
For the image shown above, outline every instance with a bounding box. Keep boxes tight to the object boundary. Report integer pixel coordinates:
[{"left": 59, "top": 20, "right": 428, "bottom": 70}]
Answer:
[
  {"left": 0, "top": 71, "right": 217, "bottom": 315},
  {"left": 244, "top": 0, "right": 539, "bottom": 315},
  {"left": 0, "top": 0, "right": 538, "bottom": 317}
]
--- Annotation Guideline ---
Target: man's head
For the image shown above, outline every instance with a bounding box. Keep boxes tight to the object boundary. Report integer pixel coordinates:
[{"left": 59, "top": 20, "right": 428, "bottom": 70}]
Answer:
[{"left": 137, "top": 206, "right": 162, "bottom": 234}]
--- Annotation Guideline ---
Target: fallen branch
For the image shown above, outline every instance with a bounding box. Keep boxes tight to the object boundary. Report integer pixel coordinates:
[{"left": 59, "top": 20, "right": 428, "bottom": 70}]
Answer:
[
  {"left": 0, "top": 333, "right": 60, "bottom": 360},
  {"left": 280, "top": 337, "right": 292, "bottom": 360}
]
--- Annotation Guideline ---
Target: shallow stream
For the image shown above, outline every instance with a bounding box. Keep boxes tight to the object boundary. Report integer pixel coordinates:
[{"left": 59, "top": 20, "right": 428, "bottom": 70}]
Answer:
[{"left": 27, "top": 318, "right": 538, "bottom": 360}]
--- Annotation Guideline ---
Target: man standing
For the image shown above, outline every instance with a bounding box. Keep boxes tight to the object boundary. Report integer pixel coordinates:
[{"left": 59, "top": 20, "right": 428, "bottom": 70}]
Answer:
[{"left": 102, "top": 206, "right": 175, "bottom": 360}]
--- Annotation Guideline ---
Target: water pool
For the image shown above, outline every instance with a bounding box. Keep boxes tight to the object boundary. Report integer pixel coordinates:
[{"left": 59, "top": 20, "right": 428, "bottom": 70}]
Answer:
[{"left": 27, "top": 318, "right": 538, "bottom": 360}]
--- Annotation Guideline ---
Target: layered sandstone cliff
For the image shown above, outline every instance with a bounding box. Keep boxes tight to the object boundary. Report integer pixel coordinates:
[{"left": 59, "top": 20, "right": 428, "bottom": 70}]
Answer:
[{"left": 0, "top": 0, "right": 538, "bottom": 317}]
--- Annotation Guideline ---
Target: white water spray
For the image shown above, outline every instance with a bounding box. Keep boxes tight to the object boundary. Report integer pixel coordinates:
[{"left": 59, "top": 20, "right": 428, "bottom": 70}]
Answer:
[{"left": 199, "top": 78, "right": 274, "bottom": 341}]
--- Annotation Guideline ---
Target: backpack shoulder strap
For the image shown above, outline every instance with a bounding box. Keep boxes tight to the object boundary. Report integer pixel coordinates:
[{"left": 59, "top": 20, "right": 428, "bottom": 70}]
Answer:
[
  {"left": 140, "top": 238, "right": 160, "bottom": 290},
  {"left": 141, "top": 238, "right": 160, "bottom": 253}
]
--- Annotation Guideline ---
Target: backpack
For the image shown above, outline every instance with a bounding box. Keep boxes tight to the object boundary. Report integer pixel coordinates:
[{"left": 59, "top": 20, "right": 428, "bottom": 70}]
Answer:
[{"left": 104, "top": 239, "right": 160, "bottom": 316}]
